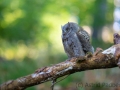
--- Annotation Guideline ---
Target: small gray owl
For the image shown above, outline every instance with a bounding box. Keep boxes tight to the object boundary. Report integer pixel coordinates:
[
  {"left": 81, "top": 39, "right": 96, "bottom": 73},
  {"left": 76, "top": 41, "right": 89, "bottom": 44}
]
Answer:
[{"left": 61, "top": 22, "right": 94, "bottom": 58}]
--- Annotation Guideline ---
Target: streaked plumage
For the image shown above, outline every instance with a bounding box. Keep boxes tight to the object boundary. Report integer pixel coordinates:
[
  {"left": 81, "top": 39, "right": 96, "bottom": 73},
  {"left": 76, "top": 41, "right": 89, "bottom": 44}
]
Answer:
[{"left": 61, "top": 22, "right": 94, "bottom": 58}]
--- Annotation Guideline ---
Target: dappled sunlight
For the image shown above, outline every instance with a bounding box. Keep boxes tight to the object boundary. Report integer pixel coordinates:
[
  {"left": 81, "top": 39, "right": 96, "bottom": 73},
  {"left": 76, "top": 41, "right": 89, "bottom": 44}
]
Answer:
[
  {"left": 2, "top": 9, "right": 24, "bottom": 27},
  {"left": 1, "top": 42, "right": 49, "bottom": 61},
  {"left": 15, "top": 43, "right": 28, "bottom": 60},
  {"left": 0, "top": 0, "right": 117, "bottom": 90},
  {"left": 4, "top": 49, "right": 15, "bottom": 60},
  {"left": 0, "top": 40, "right": 28, "bottom": 61},
  {"left": 10, "top": 0, "right": 21, "bottom": 9},
  {"left": 102, "top": 26, "right": 113, "bottom": 43},
  {"left": 0, "top": 38, "right": 60, "bottom": 62}
]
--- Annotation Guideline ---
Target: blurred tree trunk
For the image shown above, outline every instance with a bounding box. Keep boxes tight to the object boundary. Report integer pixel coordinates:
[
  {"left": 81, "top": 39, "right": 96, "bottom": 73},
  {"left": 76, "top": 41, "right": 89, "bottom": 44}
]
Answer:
[{"left": 92, "top": 0, "right": 107, "bottom": 39}]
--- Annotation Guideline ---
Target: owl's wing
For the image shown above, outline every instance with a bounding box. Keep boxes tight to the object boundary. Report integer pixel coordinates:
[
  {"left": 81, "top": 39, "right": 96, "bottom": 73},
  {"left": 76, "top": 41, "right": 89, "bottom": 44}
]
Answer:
[
  {"left": 62, "top": 33, "right": 85, "bottom": 58},
  {"left": 76, "top": 28, "right": 93, "bottom": 53},
  {"left": 69, "top": 34, "right": 85, "bottom": 57}
]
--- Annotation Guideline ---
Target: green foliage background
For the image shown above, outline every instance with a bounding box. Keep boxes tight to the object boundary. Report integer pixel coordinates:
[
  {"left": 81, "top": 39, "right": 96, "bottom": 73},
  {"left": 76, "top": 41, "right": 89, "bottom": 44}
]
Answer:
[{"left": 0, "top": 0, "right": 118, "bottom": 90}]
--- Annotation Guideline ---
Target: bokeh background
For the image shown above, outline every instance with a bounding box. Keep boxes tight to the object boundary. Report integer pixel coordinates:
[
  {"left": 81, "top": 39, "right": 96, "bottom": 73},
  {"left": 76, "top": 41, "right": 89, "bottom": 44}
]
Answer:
[{"left": 0, "top": 0, "right": 120, "bottom": 90}]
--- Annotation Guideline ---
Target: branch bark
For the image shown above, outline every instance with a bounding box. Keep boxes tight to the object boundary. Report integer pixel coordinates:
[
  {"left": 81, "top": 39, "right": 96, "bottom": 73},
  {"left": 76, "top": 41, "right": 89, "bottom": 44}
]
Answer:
[{"left": 1, "top": 34, "right": 120, "bottom": 90}]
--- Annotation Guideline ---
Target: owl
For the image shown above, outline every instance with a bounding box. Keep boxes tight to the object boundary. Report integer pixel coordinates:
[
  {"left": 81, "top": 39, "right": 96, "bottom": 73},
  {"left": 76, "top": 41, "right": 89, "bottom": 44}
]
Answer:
[{"left": 61, "top": 22, "right": 94, "bottom": 58}]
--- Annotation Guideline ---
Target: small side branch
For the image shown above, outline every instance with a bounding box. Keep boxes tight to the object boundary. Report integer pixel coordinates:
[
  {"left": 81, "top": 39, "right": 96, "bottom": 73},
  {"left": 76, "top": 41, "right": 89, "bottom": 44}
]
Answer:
[{"left": 1, "top": 44, "right": 120, "bottom": 90}]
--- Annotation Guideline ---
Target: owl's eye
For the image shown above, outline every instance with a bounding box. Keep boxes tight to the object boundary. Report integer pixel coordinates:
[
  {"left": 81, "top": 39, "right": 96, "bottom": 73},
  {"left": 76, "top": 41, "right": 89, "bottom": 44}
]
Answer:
[{"left": 66, "top": 27, "right": 69, "bottom": 31}]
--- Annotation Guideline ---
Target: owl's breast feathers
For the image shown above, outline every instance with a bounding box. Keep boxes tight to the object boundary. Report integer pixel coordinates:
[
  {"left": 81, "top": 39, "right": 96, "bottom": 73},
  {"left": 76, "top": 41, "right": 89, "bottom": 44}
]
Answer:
[{"left": 62, "top": 34, "right": 75, "bottom": 58}]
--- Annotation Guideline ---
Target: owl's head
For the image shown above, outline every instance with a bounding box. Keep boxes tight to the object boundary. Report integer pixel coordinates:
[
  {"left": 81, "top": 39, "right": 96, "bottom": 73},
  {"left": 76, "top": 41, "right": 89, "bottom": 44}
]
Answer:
[{"left": 61, "top": 22, "right": 79, "bottom": 35}]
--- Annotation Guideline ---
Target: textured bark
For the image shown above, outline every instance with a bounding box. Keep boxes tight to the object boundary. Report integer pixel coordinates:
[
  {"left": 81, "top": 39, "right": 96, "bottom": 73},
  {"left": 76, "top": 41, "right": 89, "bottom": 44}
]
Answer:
[
  {"left": 0, "top": 47, "right": 119, "bottom": 90},
  {"left": 0, "top": 34, "right": 120, "bottom": 90}
]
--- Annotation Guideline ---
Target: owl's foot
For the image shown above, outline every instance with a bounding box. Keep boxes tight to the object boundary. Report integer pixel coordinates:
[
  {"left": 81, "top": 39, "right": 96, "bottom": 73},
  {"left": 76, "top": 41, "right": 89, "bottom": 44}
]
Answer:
[
  {"left": 86, "top": 52, "right": 93, "bottom": 58},
  {"left": 35, "top": 67, "right": 47, "bottom": 73}
]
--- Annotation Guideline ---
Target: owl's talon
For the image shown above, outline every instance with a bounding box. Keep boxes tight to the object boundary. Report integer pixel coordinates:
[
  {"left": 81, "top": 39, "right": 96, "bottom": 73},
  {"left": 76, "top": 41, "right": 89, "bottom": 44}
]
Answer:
[{"left": 86, "top": 52, "right": 93, "bottom": 58}]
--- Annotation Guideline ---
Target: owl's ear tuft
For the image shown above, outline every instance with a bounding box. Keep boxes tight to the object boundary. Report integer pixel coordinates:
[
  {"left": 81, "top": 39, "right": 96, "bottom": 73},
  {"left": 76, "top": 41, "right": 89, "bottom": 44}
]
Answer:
[{"left": 68, "top": 22, "right": 70, "bottom": 27}]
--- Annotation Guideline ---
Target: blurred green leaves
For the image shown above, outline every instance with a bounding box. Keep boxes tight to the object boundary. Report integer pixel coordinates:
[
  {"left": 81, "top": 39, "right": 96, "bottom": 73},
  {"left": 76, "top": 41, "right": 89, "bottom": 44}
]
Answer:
[{"left": 0, "top": 0, "right": 115, "bottom": 90}]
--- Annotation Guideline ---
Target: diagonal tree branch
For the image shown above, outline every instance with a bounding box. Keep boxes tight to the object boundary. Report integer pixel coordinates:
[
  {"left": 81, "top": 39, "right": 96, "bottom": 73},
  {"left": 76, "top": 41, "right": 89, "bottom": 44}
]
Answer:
[{"left": 0, "top": 34, "right": 120, "bottom": 90}]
